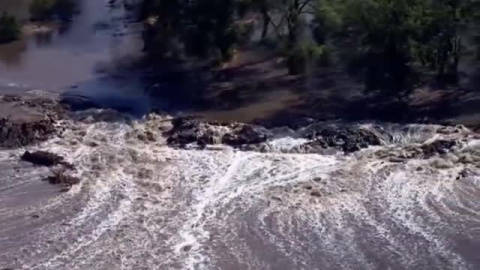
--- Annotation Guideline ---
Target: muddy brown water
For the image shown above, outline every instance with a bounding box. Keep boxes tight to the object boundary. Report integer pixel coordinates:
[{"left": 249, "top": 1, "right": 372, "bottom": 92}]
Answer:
[
  {"left": 0, "top": 114, "right": 479, "bottom": 269},
  {"left": 0, "top": 0, "right": 149, "bottom": 113},
  {"left": 0, "top": 1, "right": 479, "bottom": 269}
]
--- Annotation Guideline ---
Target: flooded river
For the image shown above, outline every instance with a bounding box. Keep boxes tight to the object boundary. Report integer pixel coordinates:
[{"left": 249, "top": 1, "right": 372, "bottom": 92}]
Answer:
[
  {"left": 0, "top": 0, "right": 148, "bottom": 111},
  {"left": 0, "top": 1, "right": 479, "bottom": 269},
  {"left": 0, "top": 110, "right": 479, "bottom": 269}
]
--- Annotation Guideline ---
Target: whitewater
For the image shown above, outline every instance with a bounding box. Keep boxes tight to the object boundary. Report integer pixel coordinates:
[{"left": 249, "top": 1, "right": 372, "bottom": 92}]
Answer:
[{"left": 0, "top": 109, "right": 479, "bottom": 270}]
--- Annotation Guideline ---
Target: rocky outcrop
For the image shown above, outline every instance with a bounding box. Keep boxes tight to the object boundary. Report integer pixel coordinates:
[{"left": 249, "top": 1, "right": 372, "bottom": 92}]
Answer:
[
  {"left": 222, "top": 125, "right": 272, "bottom": 146},
  {"left": 0, "top": 95, "right": 65, "bottom": 148},
  {"left": 21, "top": 151, "right": 72, "bottom": 168},
  {"left": 298, "top": 124, "right": 382, "bottom": 153},
  {"left": 166, "top": 116, "right": 272, "bottom": 147},
  {"left": 45, "top": 170, "right": 80, "bottom": 186},
  {"left": 421, "top": 140, "right": 457, "bottom": 158},
  {"left": 0, "top": 118, "right": 56, "bottom": 148}
]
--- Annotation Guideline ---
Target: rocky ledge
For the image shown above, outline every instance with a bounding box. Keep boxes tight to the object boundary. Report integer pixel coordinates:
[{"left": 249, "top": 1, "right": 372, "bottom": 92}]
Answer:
[
  {"left": 165, "top": 117, "right": 384, "bottom": 153},
  {"left": 296, "top": 123, "right": 383, "bottom": 153},
  {"left": 166, "top": 116, "right": 273, "bottom": 148},
  {"left": 164, "top": 117, "right": 475, "bottom": 158},
  {"left": 0, "top": 95, "right": 66, "bottom": 148}
]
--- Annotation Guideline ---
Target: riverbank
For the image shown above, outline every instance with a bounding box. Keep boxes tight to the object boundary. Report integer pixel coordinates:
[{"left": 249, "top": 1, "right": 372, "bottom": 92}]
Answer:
[{"left": 148, "top": 46, "right": 480, "bottom": 132}]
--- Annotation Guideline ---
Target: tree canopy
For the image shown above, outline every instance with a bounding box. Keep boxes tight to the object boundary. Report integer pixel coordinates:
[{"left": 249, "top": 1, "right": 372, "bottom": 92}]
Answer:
[
  {"left": 0, "top": 12, "right": 20, "bottom": 44},
  {"left": 141, "top": 0, "right": 479, "bottom": 95}
]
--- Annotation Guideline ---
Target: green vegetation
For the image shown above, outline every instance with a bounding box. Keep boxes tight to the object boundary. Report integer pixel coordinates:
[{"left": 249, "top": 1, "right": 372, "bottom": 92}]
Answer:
[
  {"left": 0, "top": 12, "right": 20, "bottom": 44},
  {"left": 315, "top": 0, "right": 477, "bottom": 94},
  {"left": 141, "top": 0, "right": 480, "bottom": 96},
  {"left": 30, "top": 0, "right": 77, "bottom": 21}
]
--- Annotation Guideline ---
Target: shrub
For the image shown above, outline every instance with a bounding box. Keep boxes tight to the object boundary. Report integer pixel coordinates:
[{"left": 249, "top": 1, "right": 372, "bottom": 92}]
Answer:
[
  {"left": 0, "top": 12, "right": 20, "bottom": 44},
  {"left": 287, "top": 41, "right": 332, "bottom": 74},
  {"left": 30, "top": 0, "right": 56, "bottom": 20},
  {"left": 30, "top": 0, "right": 76, "bottom": 21}
]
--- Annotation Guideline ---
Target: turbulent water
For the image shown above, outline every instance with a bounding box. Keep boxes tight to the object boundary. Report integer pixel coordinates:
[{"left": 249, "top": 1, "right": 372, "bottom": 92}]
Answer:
[{"left": 0, "top": 110, "right": 479, "bottom": 270}]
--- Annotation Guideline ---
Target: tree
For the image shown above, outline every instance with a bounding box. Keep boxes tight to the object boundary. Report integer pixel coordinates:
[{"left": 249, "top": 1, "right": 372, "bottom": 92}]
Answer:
[
  {"left": 0, "top": 12, "right": 20, "bottom": 44},
  {"left": 311, "top": 0, "right": 475, "bottom": 95},
  {"left": 413, "top": 0, "right": 472, "bottom": 83},
  {"left": 30, "top": 0, "right": 77, "bottom": 21},
  {"left": 30, "top": 0, "right": 56, "bottom": 20},
  {"left": 142, "top": 0, "right": 241, "bottom": 62}
]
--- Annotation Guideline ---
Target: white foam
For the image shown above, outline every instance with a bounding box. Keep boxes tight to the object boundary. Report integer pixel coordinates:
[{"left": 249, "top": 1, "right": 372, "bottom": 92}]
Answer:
[{"left": 2, "top": 114, "right": 478, "bottom": 270}]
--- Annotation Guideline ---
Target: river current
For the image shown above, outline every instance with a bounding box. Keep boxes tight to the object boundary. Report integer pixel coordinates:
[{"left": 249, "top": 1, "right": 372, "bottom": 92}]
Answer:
[{"left": 0, "top": 110, "right": 479, "bottom": 269}]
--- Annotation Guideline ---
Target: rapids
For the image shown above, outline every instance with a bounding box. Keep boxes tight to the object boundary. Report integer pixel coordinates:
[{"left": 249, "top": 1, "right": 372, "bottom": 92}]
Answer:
[{"left": 0, "top": 110, "right": 479, "bottom": 269}]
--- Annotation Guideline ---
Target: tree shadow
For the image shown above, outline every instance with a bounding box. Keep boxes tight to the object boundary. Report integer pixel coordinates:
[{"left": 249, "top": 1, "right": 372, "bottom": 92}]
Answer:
[{"left": 254, "top": 64, "right": 480, "bottom": 128}]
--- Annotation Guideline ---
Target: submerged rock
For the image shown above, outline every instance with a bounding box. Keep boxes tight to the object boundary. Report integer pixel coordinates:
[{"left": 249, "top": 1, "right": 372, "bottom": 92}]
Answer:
[
  {"left": 45, "top": 169, "right": 80, "bottom": 186},
  {"left": 421, "top": 140, "right": 457, "bottom": 158},
  {"left": 21, "top": 151, "right": 71, "bottom": 168}
]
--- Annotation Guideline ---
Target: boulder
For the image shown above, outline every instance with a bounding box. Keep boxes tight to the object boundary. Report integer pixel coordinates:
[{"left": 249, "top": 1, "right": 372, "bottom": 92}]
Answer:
[
  {"left": 0, "top": 95, "right": 65, "bottom": 148},
  {"left": 421, "top": 140, "right": 457, "bottom": 158},
  {"left": 300, "top": 124, "right": 382, "bottom": 153},
  {"left": 166, "top": 116, "right": 210, "bottom": 146},
  {"left": 45, "top": 170, "right": 80, "bottom": 186},
  {"left": 21, "top": 151, "right": 71, "bottom": 167},
  {"left": 0, "top": 118, "right": 56, "bottom": 148},
  {"left": 167, "top": 116, "right": 272, "bottom": 147},
  {"left": 222, "top": 125, "right": 272, "bottom": 146}
]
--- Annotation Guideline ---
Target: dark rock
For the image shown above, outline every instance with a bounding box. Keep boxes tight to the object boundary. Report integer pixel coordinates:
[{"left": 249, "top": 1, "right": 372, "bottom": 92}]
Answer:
[
  {"left": 458, "top": 169, "right": 472, "bottom": 179},
  {"left": 31, "top": 214, "right": 40, "bottom": 219},
  {"left": 145, "top": 131, "right": 156, "bottom": 142},
  {"left": 421, "top": 140, "right": 457, "bottom": 158},
  {"left": 222, "top": 125, "right": 272, "bottom": 146},
  {"left": 0, "top": 118, "right": 56, "bottom": 148},
  {"left": 310, "top": 191, "right": 322, "bottom": 197},
  {"left": 0, "top": 96, "right": 65, "bottom": 148},
  {"left": 182, "top": 245, "right": 192, "bottom": 252},
  {"left": 2, "top": 94, "right": 21, "bottom": 102},
  {"left": 313, "top": 177, "right": 322, "bottom": 182},
  {"left": 45, "top": 170, "right": 80, "bottom": 186},
  {"left": 301, "top": 124, "right": 381, "bottom": 153},
  {"left": 167, "top": 116, "right": 272, "bottom": 148},
  {"left": 87, "top": 141, "right": 99, "bottom": 147},
  {"left": 166, "top": 116, "right": 206, "bottom": 146},
  {"left": 21, "top": 151, "right": 68, "bottom": 167}
]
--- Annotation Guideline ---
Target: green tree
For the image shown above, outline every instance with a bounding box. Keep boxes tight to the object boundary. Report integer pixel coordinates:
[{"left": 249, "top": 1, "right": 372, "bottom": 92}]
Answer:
[
  {"left": 0, "top": 12, "right": 20, "bottom": 44},
  {"left": 142, "top": 0, "right": 241, "bottom": 62},
  {"left": 30, "top": 0, "right": 56, "bottom": 20},
  {"left": 312, "top": 0, "right": 474, "bottom": 95},
  {"left": 30, "top": 0, "right": 77, "bottom": 21}
]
